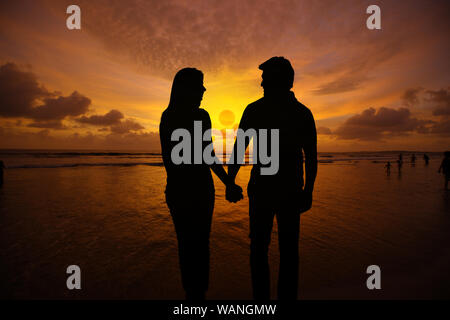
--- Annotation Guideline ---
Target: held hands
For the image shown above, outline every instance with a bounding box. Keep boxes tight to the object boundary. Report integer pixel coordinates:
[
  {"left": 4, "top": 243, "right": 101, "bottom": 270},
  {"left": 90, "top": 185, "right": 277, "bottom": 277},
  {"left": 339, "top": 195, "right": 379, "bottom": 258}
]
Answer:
[{"left": 226, "top": 183, "right": 244, "bottom": 203}]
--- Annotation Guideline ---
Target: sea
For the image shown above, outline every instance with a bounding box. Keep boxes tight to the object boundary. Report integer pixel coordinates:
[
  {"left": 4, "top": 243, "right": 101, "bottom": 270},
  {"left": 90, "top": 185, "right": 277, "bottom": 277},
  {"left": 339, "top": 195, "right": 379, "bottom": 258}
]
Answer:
[{"left": 0, "top": 149, "right": 449, "bottom": 299}]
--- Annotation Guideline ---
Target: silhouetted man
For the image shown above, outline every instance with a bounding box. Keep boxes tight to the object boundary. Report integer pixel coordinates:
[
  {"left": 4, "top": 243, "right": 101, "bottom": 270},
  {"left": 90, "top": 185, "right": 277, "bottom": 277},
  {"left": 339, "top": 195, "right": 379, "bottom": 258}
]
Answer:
[
  {"left": 438, "top": 151, "right": 450, "bottom": 190},
  {"left": 0, "top": 160, "right": 4, "bottom": 187},
  {"left": 423, "top": 153, "right": 429, "bottom": 166},
  {"left": 227, "top": 57, "right": 317, "bottom": 300}
]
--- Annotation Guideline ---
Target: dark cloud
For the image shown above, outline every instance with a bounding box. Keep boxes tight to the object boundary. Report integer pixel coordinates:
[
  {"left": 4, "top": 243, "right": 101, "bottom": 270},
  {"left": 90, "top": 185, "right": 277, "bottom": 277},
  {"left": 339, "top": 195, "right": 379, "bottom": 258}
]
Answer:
[
  {"left": 335, "top": 107, "right": 430, "bottom": 140},
  {"left": 317, "top": 126, "right": 332, "bottom": 135},
  {"left": 31, "top": 91, "right": 90, "bottom": 121},
  {"left": 402, "top": 87, "right": 423, "bottom": 106},
  {"left": 0, "top": 62, "right": 91, "bottom": 121},
  {"left": 76, "top": 109, "right": 124, "bottom": 126},
  {"left": 427, "top": 87, "right": 450, "bottom": 116},
  {"left": 76, "top": 110, "right": 145, "bottom": 134},
  {"left": 27, "top": 120, "right": 67, "bottom": 130},
  {"left": 0, "top": 62, "right": 145, "bottom": 135},
  {"left": 110, "top": 119, "right": 145, "bottom": 134},
  {"left": 0, "top": 126, "right": 160, "bottom": 151},
  {"left": 0, "top": 62, "right": 50, "bottom": 117},
  {"left": 429, "top": 119, "right": 450, "bottom": 136}
]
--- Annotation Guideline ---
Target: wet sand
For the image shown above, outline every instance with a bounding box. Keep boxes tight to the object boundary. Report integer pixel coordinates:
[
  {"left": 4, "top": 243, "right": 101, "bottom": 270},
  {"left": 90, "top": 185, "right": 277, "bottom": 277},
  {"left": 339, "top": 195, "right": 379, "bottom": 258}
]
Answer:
[{"left": 0, "top": 158, "right": 449, "bottom": 299}]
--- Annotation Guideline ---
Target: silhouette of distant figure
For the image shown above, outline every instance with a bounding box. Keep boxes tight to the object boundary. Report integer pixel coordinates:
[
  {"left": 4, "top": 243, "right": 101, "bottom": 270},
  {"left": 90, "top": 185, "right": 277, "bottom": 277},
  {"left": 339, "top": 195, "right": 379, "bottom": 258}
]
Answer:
[
  {"left": 399, "top": 153, "right": 403, "bottom": 162},
  {"left": 438, "top": 151, "right": 450, "bottom": 190},
  {"left": 228, "top": 57, "right": 317, "bottom": 300},
  {"left": 0, "top": 160, "right": 4, "bottom": 187},
  {"left": 423, "top": 153, "right": 430, "bottom": 166},
  {"left": 411, "top": 153, "right": 416, "bottom": 164},
  {"left": 159, "top": 68, "right": 243, "bottom": 300},
  {"left": 385, "top": 161, "right": 391, "bottom": 176}
]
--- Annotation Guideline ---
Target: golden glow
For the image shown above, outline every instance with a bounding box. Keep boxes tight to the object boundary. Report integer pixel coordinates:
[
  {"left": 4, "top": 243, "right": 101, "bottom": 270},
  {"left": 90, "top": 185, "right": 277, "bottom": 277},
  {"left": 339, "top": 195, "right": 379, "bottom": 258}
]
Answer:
[{"left": 0, "top": 1, "right": 448, "bottom": 151}]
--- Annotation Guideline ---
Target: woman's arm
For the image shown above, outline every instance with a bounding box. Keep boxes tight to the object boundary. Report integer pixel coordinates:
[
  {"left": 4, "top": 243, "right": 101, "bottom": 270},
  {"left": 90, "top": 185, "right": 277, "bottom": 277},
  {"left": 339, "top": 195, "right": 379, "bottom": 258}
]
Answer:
[{"left": 202, "top": 110, "right": 243, "bottom": 201}]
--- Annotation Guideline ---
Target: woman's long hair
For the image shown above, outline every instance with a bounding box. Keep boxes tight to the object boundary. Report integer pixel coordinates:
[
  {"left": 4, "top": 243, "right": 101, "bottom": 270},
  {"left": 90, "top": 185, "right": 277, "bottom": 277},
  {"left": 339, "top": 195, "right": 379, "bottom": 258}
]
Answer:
[{"left": 168, "top": 68, "right": 204, "bottom": 111}]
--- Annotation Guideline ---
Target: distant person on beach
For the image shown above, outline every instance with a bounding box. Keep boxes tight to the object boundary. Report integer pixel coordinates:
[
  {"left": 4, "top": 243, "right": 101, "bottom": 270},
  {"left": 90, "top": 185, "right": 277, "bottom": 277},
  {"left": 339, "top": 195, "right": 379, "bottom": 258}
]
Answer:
[
  {"left": 423, "top": 154, "right": 430, "bottom": 166},
  {"left": 228, "top": 57, "right": 317, "bottom": 300},
  {"left": 397, "top": 159, "right": 403, "bottom": 179},
  {"left": 0, "top": 160, "right": 4, "bottom": 186},
  {"left": 399, "top": 153, "right": 403, "bottom": 162},
  {"left": 411, "top": 153, "right": 416, "bottom": 164},
  {"left": 438, "top": 151, "right": 450, "bottom": 190},
  {"left": 385, "top": 161, "right": 391, "bottom": 176},
  {"left": 159, "top": 68, "right": 243, "bottom": 300}
]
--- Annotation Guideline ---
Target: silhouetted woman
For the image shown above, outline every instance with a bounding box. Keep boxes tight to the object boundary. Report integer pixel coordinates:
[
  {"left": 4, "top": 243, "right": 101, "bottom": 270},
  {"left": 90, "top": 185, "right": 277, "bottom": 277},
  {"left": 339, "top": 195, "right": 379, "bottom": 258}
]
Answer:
[{"left": 159, "top": 68, "right": 242, "bottom": 300}]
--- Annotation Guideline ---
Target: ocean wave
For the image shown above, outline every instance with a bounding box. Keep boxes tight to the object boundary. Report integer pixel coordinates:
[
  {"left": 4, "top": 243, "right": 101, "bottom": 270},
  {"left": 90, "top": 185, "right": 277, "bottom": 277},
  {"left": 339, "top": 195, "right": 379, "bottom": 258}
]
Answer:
[
  {"left": 0, "top": 151, "right": 161, "bottom": 157},
  {"left": 8, "top": 162, "right": 165, "bottom": 169}
]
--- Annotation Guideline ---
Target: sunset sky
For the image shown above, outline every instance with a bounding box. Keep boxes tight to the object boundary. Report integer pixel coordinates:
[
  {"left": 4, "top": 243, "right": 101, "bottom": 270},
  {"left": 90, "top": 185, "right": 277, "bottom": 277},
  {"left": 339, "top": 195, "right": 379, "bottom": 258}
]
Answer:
[{"left": 0, "top": 0, "right": 449, "bottom": 152}]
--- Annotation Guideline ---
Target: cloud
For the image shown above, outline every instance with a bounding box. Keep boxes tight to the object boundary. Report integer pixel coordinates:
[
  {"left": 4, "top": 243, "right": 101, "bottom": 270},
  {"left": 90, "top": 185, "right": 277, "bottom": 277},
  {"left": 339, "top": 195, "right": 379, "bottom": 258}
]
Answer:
[
  {"left": 429, "top": 119, "right": 450, "bottom": 136},
  {"left": 47, "top": 0, "right": 406, "bottom": 79},
  {"left": 317, "top": 126, "right": 332, "bottom": 135},
  {"left": 0, "top": 62, "right": 91, "bottom": 121},
  {"left": 76, "top": 109, "right": 124, "bottom": 126},
  {"left": 0, "top": 126, "right": 161, "bottom": 151},
  {"left": 426, "top": 87, "right": 450, "bottom": 116},
  {"left": 76, "top": 110, "right": 145, "bottom": 134},
  {"left": 0, "top": 62, "right": 146, "bottom": 136},
  {"left": 31, "top": 91, "right": 90, "bottom": 121},
  {"left": 110, "top": 119, "right": 145, "bottom": 134},
  {"left": 0, "top": 62, "right": 50, "bottom": 117},
  {"left": 312, "top": 75, "right": 364, "bottom": 96},
  {"left": 27, "top": 120, "right": 67, "bottom": 130},
  {"left": 402, "top": 87, "right": 423, "bottom": 106},
  {"left": 334, "top": 107, "right": 430, "bottom": 140}
]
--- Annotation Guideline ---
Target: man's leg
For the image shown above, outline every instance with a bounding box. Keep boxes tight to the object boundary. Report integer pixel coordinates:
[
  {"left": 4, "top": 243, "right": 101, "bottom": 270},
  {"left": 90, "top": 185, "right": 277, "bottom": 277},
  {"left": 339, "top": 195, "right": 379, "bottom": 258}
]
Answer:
[
  {"left": 249, "top": 193, "right": 274, "bottom": 300},
  {"left": 276, "top": 210, "right": 300, "bottom": 300}
]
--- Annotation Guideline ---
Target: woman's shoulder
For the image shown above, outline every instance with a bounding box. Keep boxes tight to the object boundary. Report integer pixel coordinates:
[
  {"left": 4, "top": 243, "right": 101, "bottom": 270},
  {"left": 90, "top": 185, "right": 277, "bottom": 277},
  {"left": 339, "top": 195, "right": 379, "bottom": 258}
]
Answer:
[{"left": 197, "top": 107, "right": 210, "bottom": 117}]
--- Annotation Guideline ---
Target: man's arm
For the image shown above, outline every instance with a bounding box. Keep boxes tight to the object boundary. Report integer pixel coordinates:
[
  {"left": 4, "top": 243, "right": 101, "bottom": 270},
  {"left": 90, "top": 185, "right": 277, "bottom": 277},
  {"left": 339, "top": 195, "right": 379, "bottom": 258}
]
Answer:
[
  {"left": 201, "top": 110, "right": 243, "bottom": 201},
  {"left": 303, "top": 109, "right": 318, "bottom": 194},
  {"left": 228, "top": 107, "right": 251, "bottom": 183}
]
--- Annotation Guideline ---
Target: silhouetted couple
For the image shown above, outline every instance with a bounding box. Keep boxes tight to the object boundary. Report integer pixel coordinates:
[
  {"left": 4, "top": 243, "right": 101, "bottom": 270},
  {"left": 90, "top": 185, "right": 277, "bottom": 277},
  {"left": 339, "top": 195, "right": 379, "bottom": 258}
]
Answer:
[{"left": 159, "top": 57, "right": 317, "bottom": 300}]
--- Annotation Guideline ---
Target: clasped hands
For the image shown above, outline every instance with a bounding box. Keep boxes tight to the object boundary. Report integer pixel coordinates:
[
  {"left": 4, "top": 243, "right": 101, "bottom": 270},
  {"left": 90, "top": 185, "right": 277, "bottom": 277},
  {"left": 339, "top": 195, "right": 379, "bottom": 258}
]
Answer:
[{"left": 226, "top": 182, "right": 244, "bottom": 203}]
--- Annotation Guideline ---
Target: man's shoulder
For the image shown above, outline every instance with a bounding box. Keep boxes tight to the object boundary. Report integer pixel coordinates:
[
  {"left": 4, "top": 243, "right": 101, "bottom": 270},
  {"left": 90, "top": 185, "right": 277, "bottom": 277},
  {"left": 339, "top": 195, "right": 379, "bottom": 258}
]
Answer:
[
  {"left": 293, "top": 100, "right": 314, "bottom": 120},
  {"left": 293, "top": 98, "right": 311, "bottom": 112},
  {"left": 244, "top": 97, "right": 264, "bottom": 112}
]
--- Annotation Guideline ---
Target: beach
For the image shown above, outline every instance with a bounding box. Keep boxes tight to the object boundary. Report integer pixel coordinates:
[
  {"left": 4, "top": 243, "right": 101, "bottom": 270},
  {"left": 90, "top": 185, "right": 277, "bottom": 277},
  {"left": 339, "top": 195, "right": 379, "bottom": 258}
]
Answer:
[{"left": 0, "top": 151, "right": 449, "bottom": 299}]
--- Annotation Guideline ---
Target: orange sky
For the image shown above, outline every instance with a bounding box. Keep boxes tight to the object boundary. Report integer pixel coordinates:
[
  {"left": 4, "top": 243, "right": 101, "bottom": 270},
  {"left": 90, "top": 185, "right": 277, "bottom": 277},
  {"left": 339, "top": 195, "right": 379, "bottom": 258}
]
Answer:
[{"left": 0, "top": 0, "right": 449, "bottom": 151}]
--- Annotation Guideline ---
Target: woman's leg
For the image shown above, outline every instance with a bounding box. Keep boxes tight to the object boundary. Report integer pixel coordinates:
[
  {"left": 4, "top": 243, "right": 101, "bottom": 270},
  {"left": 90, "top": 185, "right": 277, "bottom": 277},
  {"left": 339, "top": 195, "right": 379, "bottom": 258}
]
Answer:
[{"left": 167, "top": 193, "right": 214, "bottom": 300}]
